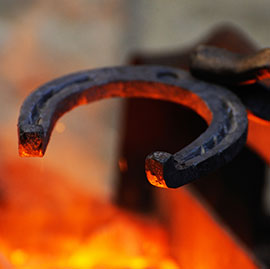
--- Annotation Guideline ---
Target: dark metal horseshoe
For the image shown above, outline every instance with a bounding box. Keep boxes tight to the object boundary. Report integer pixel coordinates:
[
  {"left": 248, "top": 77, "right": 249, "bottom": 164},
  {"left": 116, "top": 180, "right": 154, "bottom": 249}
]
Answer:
[{"left": 17, "top": 66, "right": 247, "bottom": 188}]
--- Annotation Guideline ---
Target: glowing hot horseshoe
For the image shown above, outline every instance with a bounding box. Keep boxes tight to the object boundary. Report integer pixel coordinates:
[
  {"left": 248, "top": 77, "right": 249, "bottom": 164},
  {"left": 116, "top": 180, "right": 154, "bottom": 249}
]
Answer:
[{"left": 18, "top": 66, "right": 247, "bottom": 188}]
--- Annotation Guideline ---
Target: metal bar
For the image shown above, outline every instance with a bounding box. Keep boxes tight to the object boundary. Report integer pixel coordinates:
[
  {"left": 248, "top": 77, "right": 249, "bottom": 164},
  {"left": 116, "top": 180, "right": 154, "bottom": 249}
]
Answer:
[{"left": 191, "top": 45, "right": 270, "bottom": 85}]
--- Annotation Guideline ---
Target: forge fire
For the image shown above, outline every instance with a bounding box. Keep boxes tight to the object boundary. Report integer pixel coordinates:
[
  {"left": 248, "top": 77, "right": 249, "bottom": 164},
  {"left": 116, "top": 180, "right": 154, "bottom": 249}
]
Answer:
[
  {"left": 0, "top": 1, "right": 269, "bottom": 266},
  {"left": 0, "top": 159, "right": 258, "bottom": 268}
]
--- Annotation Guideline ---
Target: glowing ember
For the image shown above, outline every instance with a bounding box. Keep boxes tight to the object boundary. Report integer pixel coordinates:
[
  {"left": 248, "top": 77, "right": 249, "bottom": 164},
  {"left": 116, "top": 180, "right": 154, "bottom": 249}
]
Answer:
[
  {"left": 18, "top": 129, "right": 44, "bottom": 157},
  {"left": 146, "top": 170, "right": 168, "bottom": 189},
  {"left": 18, "top": 144, "right": 43, "bottom": 157}
]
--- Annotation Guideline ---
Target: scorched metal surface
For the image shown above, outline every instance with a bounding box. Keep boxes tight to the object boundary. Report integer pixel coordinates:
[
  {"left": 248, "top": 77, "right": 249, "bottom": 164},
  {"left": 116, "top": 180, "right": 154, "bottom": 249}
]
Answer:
[{"left": 17, "top": 65, "right": 247, "bottom": 188}]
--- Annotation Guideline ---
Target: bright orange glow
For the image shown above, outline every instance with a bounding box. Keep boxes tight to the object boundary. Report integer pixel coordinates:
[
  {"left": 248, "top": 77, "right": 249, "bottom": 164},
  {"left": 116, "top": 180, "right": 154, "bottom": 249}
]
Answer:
[
  {"left": 146, "top": 170, "right": 168, "bottom": 188},
  {"left": 18, "top": 143, "right": 43, "bottom": 157},
  {"left": 18, "top": 132, "right": 44, "bottom": 157},
  {"left": 10, "top": 249, "right": 28, "bottom": 266},
  {"left": 0, "top": 159, "right": 259, "bottom": 268},
  {"left": 0, "top": 160, "right": 178, "bottom": 268},
  {"left": 247, "top": 111, "right": 270, "bottom": 163},
  {"left": 83, "top": 82, "right": 213, "bottom": 125}
]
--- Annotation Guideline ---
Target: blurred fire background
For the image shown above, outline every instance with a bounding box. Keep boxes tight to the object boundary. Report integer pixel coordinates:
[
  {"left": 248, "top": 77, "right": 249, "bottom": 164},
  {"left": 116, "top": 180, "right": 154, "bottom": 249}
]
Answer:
[{"left": 0, "top": 0, "right": 270, "bottom": 268}]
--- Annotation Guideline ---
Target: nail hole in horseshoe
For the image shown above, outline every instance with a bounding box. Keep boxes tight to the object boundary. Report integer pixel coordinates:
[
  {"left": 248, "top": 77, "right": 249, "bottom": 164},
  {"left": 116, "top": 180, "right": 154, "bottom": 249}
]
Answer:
[{"left": 157, "top": 71, "right": 178, "bottom": 79}]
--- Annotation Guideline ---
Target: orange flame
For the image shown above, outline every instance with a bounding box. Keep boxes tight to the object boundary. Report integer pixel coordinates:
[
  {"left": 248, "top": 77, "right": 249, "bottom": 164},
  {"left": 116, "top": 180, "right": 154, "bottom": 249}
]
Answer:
[
  {"left": 0, "top": 160, "right": 179, "bottom": 269},
  {"left": 0, "top": 158, "right": 259, "bottom": 268}
]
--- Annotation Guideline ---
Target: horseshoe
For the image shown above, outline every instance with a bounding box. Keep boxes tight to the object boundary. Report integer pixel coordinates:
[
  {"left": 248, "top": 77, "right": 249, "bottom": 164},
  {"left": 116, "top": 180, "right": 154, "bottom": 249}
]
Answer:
[{"left": 17, "top": 66, "right": 247, "bottom": 188}]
